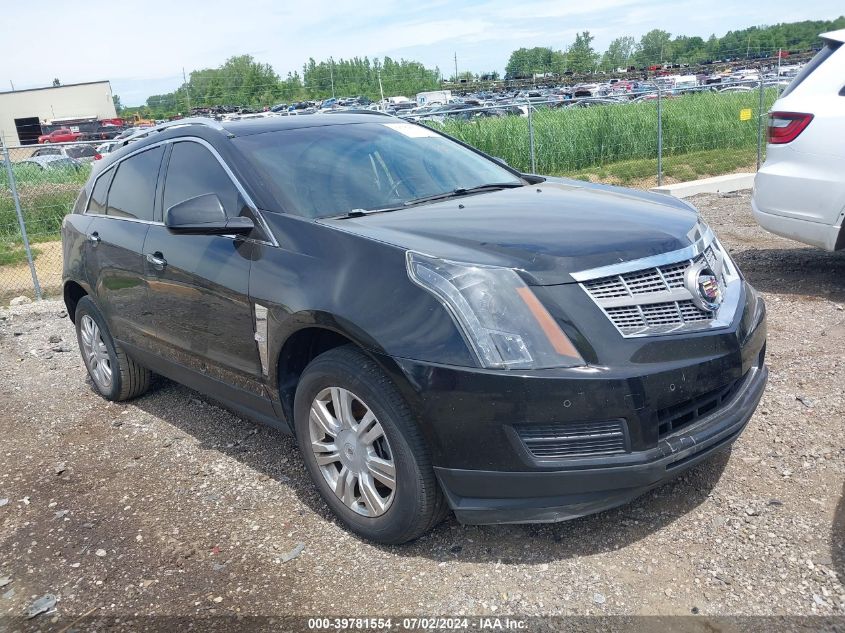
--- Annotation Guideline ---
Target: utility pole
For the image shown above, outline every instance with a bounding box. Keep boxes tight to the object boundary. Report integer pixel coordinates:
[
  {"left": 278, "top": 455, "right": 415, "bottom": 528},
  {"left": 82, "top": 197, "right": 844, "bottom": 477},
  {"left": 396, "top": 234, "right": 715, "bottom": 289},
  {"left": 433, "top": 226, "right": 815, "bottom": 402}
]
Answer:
[
  {"left": 182, "top": 67, "right": 191, "bottom": 113},
  {"left": 377, "top": 70, "right": 385, "bottom": 111},
  {"left": 454, "top": 52, "right": 458, "bottom": 83},
  {"left": 330, "top": 57, "right": 335, "bottom": 98}
]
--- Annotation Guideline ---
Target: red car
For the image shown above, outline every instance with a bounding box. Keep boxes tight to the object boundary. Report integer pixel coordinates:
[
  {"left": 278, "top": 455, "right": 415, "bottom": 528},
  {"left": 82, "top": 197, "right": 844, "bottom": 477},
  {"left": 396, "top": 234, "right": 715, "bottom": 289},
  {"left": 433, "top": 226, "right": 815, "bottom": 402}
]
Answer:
[{"left": 37, "top": 128, "right": 82, "bottom": 144}]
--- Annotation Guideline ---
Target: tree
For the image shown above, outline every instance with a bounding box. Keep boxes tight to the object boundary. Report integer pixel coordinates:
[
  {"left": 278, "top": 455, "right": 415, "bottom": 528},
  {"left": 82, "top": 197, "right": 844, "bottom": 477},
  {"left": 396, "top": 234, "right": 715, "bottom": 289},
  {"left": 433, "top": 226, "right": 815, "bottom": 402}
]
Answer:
[
  {"left": 637, "top": 29, "right": 673, "bottom": 65},
  {"left": 52, "top": 78, "right": 61, "bottom": 87},
  {"left": 670, "top": 35, "right": 706, "bottom": 63},
  {"left": 601, "top": 36, "right": 637, "bottom": 71},
  {"left": 504, "top": 47, "right": 559, "bottom": 79},
  {"left": 112, "top": 95, "right": 123, "bottom": 113},
  {"left": 566, "top": 31, "right": 599, "bottom": 73},
  {"left": 451, "top": 71, "right": 476, "bottom": 82}
]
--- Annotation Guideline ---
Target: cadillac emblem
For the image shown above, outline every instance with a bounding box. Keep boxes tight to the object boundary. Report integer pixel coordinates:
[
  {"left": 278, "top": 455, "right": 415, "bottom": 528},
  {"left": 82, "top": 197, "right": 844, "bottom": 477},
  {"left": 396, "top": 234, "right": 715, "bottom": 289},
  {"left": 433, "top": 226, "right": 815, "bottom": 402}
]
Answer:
[{"left": 685, "top": 261, "right": 724, "bottom": 312}]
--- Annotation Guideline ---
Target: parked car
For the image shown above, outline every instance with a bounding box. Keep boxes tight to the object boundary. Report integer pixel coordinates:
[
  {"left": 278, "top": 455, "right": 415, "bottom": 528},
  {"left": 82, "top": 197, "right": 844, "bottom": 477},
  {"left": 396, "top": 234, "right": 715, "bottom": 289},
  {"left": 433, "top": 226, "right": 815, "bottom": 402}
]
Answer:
[
  {"left": 20, "top": 155, "right": 81, "bottom": 171},
  {"left": 752, "top": 29, "right": 845, "bottom": 251},
  {"left": 95, "top": 141, "right": 119, "bottom": 157},
  {"left": 62, "top": 115, "right": 767, "bottom": 544},
  {"left": 79, "top": 125, "right": 125, "bottom": 141},
  {"left": 37, "top": 127, "right": 82, "bottom": 144},
  {"left": 31, "top": 144, "right": 100, "bottom": 163}
]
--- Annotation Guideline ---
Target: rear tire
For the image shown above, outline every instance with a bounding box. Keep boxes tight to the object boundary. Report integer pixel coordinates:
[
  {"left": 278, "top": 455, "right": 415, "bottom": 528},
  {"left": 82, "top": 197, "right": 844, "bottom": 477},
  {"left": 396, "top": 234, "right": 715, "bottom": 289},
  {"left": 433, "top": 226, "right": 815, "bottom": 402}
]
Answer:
[
  {"left": 74, "top": 296, "right": 150, "bottom": 401},
  {"left": 294, "top": 345, "right": 447, "bottom": 544}
]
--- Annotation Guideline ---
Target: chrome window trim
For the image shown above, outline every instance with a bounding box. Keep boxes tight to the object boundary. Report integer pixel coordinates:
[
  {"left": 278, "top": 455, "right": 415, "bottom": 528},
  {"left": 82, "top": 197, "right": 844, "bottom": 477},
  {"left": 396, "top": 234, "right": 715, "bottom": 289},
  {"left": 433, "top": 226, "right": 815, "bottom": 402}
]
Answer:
[
  {"left": 570, "top": 225, "right": 716, "bottom": 282},
  {"left": 82, "top": 135, "right": 279, "bottom": 248},
  {"left": 83, "top": 140, "right": 170, "bottom": 220}
]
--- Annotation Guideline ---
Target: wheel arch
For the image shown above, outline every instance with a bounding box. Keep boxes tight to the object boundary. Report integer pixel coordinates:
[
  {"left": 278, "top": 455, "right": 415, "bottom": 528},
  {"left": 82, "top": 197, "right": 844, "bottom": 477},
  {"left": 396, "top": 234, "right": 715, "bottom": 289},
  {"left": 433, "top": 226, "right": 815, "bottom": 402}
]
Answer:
[
  {"left": 835, "top": 221, "right": 845, "bottom": 251},
  {"left": 273, "top": 320, "right": 423, "bottom": 434},
  {"left": 63, "top": 280, "right": 89, "bottom": 323}
]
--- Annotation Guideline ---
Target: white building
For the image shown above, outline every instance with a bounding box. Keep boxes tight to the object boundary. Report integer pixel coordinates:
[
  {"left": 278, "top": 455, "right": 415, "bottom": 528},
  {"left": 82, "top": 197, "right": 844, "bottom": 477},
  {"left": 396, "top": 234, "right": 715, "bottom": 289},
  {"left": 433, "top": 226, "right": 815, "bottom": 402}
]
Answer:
[{"left": 0, "top": 81, "right": 117, "bottom": 146}]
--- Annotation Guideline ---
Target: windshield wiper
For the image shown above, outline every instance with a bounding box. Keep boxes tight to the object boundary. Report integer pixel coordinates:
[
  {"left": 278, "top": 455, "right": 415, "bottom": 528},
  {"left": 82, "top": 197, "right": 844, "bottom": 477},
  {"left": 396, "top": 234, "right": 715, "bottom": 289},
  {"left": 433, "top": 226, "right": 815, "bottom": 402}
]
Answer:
[
  {"left": 329, "top": 205, "right": 406, "bottom": 219},
  {"left": 327, "top": 182, "right": 525, "bottom": 219},
  {"left": 401, "top": 182, "right": 525, "bottom": 207}
]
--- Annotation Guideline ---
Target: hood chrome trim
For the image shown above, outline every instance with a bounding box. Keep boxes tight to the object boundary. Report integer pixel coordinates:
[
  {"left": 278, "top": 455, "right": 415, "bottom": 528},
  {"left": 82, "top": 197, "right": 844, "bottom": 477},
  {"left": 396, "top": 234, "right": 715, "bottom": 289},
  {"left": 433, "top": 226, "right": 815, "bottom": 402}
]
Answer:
[{"left": 571, "top": 224, "right": 715, "bottom": 282}]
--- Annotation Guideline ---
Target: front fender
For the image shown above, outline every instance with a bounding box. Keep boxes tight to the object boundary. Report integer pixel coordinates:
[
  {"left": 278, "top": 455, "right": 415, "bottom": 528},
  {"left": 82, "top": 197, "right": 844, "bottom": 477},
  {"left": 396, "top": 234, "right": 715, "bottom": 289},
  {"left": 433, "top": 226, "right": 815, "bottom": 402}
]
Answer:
[{"left": 249, "top": 213, "right": 476, "bottom": 369}]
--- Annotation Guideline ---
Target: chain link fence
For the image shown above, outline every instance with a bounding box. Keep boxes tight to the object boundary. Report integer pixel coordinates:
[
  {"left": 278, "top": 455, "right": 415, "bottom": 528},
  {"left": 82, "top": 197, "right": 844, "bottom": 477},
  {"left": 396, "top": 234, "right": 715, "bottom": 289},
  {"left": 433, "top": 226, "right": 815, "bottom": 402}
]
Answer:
[
  {"left": 0, "top": 140, "right": 99, "bottom": 302},
  {"left": 0, "top": 80, "right": 779, "bottom": 302},
  {"left": 410, "top": 79, "right": 779, "bottom": 187}
]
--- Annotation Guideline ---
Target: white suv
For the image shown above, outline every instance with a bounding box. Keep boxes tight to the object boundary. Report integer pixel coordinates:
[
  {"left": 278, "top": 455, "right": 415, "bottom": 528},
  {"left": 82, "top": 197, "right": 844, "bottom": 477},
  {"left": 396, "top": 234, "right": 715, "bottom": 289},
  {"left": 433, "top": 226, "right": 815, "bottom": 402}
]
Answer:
[{"left": 752, "top": 29, "right": 845, "bottom": 251}]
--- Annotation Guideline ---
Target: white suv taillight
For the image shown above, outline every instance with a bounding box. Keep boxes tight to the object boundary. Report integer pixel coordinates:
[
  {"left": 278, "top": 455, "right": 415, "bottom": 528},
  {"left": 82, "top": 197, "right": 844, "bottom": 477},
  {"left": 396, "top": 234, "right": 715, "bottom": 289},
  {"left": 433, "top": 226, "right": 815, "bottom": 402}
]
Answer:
[{"left": 767, "top": 112, "right": 814, "bottom": 144}]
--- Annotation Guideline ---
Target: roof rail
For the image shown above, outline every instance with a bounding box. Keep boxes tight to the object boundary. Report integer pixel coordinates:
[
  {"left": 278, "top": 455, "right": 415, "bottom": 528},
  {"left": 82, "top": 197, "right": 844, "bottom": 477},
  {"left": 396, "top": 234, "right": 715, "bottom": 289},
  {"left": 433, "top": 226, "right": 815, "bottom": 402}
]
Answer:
[
  {"left": 153, "top": 117, "right": 233, "bottom": 137},
  {"left": 116, "top": 117, "right": 232, "bottom": 148}
]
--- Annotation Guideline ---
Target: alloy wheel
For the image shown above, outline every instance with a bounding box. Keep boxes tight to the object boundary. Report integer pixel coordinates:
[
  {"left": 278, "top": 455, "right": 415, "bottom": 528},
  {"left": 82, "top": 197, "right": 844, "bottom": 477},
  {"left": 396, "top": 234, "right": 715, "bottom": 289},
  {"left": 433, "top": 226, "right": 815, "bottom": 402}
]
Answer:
[
  {"left": 80, "top": 314, "right": 113, "bottom": 390},
  {"left": 308, "top": 387, "right": 397, "bottom": 517}
]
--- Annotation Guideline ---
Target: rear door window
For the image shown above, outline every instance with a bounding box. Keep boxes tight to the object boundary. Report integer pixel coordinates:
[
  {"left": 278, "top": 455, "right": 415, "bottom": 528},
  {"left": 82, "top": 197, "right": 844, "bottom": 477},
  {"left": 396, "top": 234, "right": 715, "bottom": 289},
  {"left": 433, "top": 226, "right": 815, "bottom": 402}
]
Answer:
[
  {"left": 106, "top": 145, "right": 164, "bottom": 221},
  {"left": 162, "top": 141, "right": 242, "bottom": 218},
  {"left": 86, "top": 169, "right": 115, "bottom": 215}
]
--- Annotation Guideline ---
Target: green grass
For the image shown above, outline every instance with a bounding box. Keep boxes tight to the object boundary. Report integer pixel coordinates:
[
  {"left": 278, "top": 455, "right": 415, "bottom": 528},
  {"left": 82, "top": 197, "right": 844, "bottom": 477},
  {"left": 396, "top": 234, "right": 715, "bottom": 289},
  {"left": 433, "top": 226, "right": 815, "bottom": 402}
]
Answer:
[
  {"left": 568, "top": 147, "right": 758, "bottom": 185},
  {"left": 0, "top": 242, "right": 41, "bottom": 267},
  {"left": 431, "top": 89, "right": 777, "bottom": 175}
]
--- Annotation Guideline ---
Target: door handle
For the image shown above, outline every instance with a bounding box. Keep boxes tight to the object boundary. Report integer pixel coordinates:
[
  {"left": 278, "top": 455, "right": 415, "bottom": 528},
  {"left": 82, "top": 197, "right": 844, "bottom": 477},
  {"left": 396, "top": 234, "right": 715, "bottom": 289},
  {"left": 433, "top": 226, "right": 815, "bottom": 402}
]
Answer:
[
  {"left": 87, "top": 232, "right": 100, "bottom": 244},
  {"left": 145, "top": 252, "right": 167, "bottom": 270}
]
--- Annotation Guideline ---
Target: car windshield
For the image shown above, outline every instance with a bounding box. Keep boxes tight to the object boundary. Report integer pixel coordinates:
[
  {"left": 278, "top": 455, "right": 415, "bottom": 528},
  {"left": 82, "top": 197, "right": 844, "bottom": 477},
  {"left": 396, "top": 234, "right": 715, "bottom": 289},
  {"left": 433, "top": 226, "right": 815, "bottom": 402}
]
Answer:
[{"left": 233, "top": 121, "right": 522, "bottom": 218}]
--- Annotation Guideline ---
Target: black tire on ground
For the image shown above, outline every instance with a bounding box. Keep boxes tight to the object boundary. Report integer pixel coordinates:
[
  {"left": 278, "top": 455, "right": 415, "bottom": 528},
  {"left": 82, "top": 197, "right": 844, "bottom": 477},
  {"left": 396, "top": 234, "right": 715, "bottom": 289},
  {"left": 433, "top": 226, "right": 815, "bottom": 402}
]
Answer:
[
  {"left": 293, "top": 345, "right": 448, "bottom": 544},
  {"left": 74, "top": 296, "right": 151, "bottom": 401}
]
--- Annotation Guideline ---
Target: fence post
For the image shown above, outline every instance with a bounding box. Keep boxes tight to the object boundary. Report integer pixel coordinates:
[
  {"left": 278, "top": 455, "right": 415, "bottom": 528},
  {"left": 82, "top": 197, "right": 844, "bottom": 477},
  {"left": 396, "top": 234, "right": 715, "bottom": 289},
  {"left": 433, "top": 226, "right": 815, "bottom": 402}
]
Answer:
[
  {"left": 756, "top": 76, "right": 765, "bottom": 170},
  {"left": 656, "top": 83, "right": 663, "bottom": 187},
  {"left": 1, "top": 139, "right": 42, "bottom": 299},
  {"left": 526, "top": 97, "right": 537, "bottom": 173}
]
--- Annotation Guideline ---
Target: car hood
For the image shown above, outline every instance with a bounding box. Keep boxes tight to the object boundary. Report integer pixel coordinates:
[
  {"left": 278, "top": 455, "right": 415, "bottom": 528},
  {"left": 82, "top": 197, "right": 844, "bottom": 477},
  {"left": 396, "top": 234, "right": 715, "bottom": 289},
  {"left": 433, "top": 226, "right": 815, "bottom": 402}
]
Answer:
[{"left": 319, "top": 178, "right": 702, "bottom": 285}]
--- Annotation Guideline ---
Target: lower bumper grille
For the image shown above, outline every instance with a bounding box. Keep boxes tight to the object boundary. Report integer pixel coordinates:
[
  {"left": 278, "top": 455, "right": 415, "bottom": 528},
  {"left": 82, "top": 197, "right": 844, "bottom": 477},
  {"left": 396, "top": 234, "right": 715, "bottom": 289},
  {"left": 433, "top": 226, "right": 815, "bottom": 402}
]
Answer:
[
  {"left": 515, "top": 420, "right": 629, "bottom": 458},
  {"left": 657, "top": 374, "right": 746, "bottom": 439}
]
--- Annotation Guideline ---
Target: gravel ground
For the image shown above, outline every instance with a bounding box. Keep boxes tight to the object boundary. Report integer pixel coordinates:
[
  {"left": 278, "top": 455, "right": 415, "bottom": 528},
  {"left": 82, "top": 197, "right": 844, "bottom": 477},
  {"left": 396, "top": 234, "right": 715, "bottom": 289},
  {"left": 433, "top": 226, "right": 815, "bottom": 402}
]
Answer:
[{"left": 0, "top": 191, "right": 843, "bottom": 628}]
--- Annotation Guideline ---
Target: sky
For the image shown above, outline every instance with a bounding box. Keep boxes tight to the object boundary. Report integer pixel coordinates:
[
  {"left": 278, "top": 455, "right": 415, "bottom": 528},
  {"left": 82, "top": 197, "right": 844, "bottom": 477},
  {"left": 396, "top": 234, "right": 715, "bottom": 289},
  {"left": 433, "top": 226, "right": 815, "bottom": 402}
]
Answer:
[{"left": 1, "top": 0, "right": 842, "bottom": 106}]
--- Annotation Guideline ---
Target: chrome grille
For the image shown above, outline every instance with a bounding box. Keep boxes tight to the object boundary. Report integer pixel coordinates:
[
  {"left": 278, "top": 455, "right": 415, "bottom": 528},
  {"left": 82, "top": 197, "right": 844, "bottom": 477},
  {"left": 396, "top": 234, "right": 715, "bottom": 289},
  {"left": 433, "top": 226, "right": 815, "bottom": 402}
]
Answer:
[
  {"left": 660, "top": 262, "right": 688, "bottom": 288},
  {"left": 579, "top": 242, "right": 729, "bottom": 337}
]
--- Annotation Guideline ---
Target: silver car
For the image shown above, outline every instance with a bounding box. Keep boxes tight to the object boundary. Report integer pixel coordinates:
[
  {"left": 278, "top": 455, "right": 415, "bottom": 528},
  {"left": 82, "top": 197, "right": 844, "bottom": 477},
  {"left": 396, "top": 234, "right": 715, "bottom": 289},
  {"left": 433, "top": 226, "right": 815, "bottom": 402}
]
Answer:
[
  {"left": 30, "top": 144, "right": 99, "bottom": 164},
  {"left": 19, "top": 155, "right": 82, "bottom": 171}
]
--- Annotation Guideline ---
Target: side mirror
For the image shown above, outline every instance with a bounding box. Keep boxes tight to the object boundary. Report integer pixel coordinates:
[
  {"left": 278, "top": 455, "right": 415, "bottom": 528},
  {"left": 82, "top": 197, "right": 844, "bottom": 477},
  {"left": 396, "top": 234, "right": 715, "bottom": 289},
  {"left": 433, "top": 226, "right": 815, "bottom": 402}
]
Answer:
[{"left": 165, "top": 193, "right": 254, "bottom": 236}]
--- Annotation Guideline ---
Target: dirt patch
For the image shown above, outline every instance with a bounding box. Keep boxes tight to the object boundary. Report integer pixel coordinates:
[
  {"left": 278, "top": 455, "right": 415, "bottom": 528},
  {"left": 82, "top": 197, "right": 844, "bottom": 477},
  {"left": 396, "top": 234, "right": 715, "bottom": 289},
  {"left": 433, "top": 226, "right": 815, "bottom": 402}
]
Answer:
[
  {"left": 0, "top": 240, "right": 63, "bottom": 301},
  {"left": 0, "top": 192, "right": 843, "bottom": 628}
]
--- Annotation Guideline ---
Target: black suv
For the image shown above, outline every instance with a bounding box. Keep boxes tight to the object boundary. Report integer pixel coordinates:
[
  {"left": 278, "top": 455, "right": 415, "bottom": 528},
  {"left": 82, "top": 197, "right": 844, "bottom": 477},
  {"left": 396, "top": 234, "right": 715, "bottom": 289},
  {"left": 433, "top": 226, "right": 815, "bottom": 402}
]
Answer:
[{"left": 61, "top": 115, "right": 767, "bottom": 544}]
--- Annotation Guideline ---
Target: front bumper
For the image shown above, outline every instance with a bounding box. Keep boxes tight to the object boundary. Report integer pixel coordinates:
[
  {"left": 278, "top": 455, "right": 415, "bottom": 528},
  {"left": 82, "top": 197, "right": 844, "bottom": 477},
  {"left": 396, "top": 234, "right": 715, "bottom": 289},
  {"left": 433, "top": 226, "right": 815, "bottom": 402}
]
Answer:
[
  {"left": 383, "top": 283, "right": 767, "bottom": 525},
  {"left": 436, "top": 361, "right": 766, "bottom": 524}
]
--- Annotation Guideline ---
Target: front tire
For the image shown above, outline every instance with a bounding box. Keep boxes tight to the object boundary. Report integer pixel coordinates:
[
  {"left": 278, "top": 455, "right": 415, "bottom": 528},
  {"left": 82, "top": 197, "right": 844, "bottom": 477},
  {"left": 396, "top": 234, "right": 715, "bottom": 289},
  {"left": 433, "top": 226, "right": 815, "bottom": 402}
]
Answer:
[
  {"left": 294, "top": 346, "right": 447, "bottom": 544},
  {"left": 74, "top": 296, "right": 150, "bottom": 401}
]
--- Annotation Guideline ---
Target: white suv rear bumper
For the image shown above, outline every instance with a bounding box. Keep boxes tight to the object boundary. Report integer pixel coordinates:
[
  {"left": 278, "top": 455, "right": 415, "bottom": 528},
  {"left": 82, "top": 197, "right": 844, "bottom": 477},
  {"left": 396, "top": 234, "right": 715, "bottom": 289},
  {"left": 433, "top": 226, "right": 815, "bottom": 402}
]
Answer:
[{"left": 751, "top": 198, "right": 842, "bottom": 251}]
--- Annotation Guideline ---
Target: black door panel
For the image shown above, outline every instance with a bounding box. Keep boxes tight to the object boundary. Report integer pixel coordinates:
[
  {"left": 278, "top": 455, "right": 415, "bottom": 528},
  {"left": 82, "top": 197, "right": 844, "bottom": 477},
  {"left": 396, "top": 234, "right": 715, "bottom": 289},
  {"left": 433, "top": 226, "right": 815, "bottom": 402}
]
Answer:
[
  {"left": 143, "top": 140, "right": 262, "bottom": 393},
  {"left": 142, "top": 229, "right": 260, "bottom": 391},
  {"left": 83, "top": 218, "right": 151, "bottom": 347}
]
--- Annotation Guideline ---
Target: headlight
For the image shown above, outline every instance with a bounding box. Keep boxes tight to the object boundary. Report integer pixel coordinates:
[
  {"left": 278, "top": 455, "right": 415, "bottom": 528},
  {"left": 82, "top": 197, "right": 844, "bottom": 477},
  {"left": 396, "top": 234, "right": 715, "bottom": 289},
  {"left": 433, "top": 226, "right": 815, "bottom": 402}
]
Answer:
[{"left": 406, "top": 251, "right": 584, "bottom": 369}]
